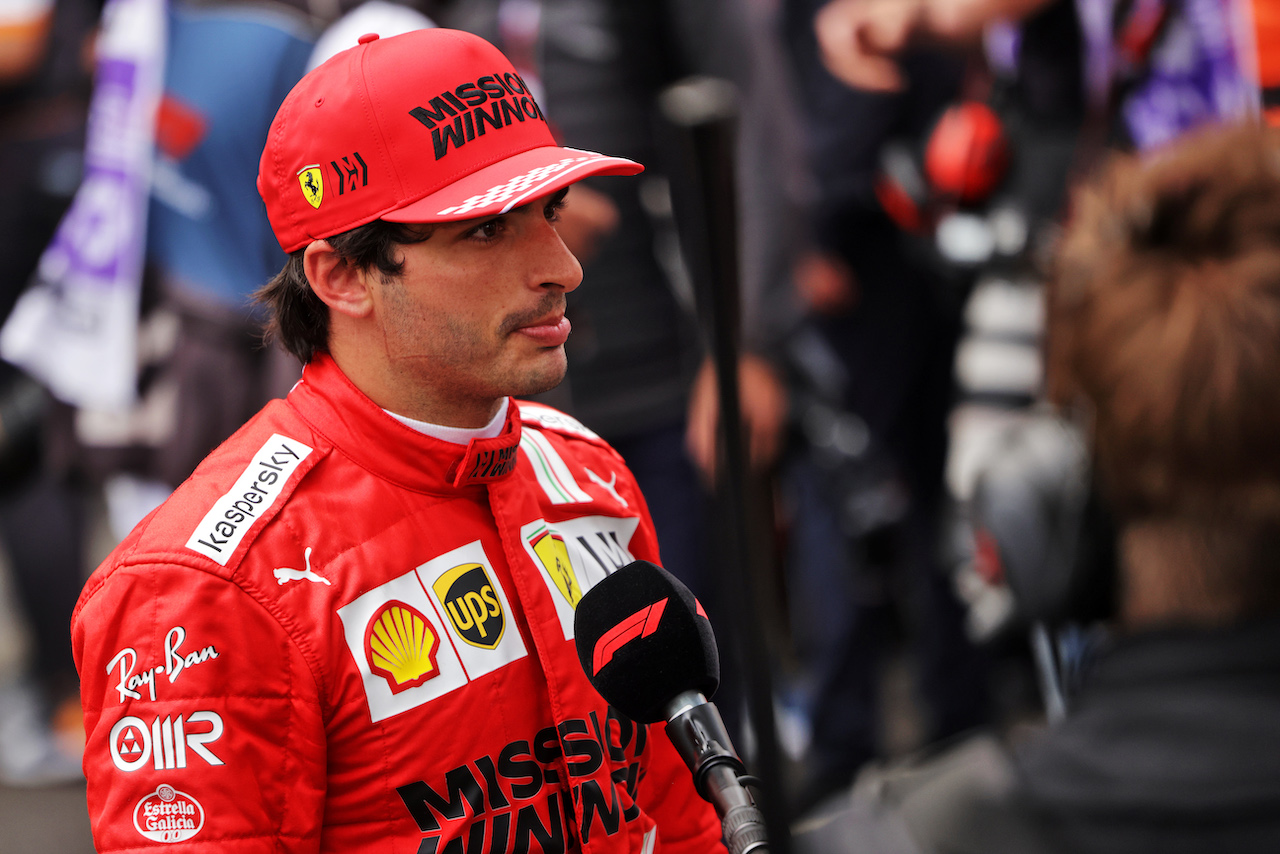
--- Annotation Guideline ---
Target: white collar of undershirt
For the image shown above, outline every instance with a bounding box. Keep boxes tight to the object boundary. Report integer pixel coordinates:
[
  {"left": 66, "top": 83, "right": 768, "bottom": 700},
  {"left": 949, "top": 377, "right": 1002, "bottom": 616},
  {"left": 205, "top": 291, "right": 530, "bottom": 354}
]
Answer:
[{"left": 384, "top": 398, "right": 510, "bottom": 445}]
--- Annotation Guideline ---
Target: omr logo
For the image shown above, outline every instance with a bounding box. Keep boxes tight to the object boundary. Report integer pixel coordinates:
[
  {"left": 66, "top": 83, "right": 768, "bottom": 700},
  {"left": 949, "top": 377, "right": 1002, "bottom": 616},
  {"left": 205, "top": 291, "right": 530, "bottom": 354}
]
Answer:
[
  {"left": 432, "top": 563, "right": 505, "bottom": 649},
  {"left": 110, "top": 712, "right": 225, "bottom": 772},
  {"left": 592, "top": 598, "right": 667, "bottom": 675},
  {"left": 365, "top": 601, "right": 441, "bottom": 693}
]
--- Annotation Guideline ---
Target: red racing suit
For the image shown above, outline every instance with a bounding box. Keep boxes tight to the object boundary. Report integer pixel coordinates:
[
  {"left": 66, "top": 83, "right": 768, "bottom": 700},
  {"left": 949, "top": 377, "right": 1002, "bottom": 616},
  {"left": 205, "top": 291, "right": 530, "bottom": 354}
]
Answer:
[{"left": 73, "top": 354, "right": 725, "bottom": 854}]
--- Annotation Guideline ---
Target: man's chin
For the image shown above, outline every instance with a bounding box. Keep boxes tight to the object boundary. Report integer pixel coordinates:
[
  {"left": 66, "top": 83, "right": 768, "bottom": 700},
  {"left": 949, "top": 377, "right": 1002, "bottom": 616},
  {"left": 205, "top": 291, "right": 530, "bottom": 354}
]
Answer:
[{"left": 508, "top": 354, "right": 568, "bottom": 399}]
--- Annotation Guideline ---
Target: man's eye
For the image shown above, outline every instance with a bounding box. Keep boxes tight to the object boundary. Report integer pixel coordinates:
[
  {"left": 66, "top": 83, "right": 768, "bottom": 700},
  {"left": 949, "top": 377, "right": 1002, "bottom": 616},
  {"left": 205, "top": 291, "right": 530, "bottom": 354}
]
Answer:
[
  {"left": 469, "top": 219, "right": 503, "bottom": 241},
  {"left": 545, "top": 196, "right": 567, "bottom": 222}
]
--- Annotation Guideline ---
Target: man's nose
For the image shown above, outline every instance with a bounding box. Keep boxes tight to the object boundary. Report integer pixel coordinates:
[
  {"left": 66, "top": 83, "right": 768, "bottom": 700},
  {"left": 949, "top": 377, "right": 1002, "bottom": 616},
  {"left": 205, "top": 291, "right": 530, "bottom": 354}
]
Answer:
[{"left": 530, "top": 215, "right": 583, "bottom": 294}]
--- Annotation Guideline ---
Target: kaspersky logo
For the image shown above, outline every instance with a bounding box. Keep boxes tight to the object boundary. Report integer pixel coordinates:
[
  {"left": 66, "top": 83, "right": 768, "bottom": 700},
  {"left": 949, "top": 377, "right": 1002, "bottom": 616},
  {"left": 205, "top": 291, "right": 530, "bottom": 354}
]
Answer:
[
  {"left": 527, "top": 524, "right": 581, "bottom": 608},
  {"left": 432, "top": 563, "right": 505, "bottom": 649},
  {"left": 364, "top": 601, "right": 441, "bottom": 694},
  {"left": 297, "top": 164, "right": 323, "bottom": 209}
]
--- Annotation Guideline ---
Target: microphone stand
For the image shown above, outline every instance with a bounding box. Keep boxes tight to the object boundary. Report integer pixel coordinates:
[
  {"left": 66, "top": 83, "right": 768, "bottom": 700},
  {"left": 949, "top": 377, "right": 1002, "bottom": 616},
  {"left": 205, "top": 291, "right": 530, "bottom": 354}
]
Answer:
[
  {"left": 665, "top": 691, "right": 769, "bottom": 854},
  {"left": 658, "top": 76, "right": 790, "bottom": 854}
]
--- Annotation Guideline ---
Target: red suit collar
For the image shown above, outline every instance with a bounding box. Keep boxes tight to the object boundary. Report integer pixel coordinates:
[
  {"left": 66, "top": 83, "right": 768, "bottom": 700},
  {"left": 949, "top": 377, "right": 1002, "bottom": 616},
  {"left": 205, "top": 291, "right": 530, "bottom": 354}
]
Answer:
[{"left": 288, "top": 353, "right": 523, "bottom": 493}]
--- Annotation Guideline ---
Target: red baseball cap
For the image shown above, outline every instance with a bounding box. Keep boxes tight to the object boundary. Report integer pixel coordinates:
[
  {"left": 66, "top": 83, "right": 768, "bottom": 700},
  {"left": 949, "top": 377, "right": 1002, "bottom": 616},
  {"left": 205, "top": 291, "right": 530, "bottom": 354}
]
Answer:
[{"left": 258, "top": 28, "right": 643, "bottom": 253}]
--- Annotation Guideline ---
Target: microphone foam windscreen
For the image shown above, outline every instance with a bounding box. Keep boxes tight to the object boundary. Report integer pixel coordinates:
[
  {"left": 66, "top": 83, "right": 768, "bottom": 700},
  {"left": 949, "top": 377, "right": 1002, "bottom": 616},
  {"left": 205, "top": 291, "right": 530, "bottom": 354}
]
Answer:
[{"left": 573, "top": 560, "right": 720, "bottom": 723}]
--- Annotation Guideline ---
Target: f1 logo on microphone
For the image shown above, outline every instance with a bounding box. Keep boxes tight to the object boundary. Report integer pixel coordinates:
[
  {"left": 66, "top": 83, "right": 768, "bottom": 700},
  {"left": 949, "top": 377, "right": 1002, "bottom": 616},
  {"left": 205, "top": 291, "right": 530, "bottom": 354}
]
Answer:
[{"left": 592, "top": 598, "right": 667, "bottom": 675}]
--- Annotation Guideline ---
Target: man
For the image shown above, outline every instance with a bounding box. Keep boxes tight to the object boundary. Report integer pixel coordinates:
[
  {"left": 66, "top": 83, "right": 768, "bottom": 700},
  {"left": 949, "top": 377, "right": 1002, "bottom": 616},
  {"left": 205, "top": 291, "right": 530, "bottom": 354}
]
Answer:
[
  {"left": 795, "top": 121, "right": 1280, "bottom": 854},
  {"left": 1001, "top": 117, "right": 1280, "bottom": 854},
  {"left": 72, "top": 28, "right": 725, "bottom": 853}
]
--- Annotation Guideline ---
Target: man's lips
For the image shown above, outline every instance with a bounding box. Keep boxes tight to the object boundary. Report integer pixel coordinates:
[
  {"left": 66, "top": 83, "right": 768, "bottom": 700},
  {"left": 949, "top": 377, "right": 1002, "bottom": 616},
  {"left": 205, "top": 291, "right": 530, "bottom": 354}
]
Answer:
[{"left": 515, "top": 315, "right": 572, "bottom": 347}]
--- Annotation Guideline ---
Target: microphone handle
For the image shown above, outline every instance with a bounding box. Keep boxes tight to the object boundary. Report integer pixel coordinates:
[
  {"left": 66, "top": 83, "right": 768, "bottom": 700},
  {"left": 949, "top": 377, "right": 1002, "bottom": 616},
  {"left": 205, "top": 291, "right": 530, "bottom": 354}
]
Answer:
[
  {"left": 664, "top": 693, "right": 769, "bottom": 854},
  {"left": 702, "top": 763, "right": 770, "bottom": 854}
]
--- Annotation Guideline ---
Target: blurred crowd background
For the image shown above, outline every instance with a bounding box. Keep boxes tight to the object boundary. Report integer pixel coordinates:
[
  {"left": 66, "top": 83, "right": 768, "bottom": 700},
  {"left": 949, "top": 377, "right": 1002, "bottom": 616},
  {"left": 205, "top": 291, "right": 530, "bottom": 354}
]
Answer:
[{"left": 0, "top": 0, "right": 1277, "bottom": 851}]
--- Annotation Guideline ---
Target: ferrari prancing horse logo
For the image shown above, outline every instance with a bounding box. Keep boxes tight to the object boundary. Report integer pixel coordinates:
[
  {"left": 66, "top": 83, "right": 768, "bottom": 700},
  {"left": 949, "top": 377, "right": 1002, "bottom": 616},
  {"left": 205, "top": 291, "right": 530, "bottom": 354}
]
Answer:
[
  {"left": 297, "top": 164, "right": 323, "bottom": 209},
  {"left": 529, "top": 526, "right": 582, "bottom": 608}
]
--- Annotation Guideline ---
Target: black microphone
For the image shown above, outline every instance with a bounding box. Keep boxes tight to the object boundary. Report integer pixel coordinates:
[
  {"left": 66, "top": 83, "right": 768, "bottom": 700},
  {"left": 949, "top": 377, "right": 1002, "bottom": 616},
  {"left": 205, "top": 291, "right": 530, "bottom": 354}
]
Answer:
[{"left": 573, "top": 560, "right": 769, "bottom": 854}]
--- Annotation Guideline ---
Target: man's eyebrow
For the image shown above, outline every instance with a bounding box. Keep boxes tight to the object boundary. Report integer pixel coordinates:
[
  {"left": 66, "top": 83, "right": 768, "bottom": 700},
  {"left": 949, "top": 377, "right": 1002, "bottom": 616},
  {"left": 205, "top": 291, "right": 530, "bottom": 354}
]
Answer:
[{"left": 512, "top": 186, "right": 570, "bottom": 214}]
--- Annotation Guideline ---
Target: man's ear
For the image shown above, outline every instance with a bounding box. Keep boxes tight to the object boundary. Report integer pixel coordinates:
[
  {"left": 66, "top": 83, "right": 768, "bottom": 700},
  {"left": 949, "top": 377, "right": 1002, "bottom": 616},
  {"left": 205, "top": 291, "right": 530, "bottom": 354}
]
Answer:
[{"left": 304, "top": 240, "right": 374, "bottom": 319}]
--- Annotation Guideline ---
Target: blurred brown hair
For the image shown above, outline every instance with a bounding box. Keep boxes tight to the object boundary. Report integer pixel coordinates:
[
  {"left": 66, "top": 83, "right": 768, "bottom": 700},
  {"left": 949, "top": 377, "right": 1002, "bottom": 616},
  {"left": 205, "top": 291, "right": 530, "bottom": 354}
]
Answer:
[{"left": 1048, "top": 122, "right": 1280, "bottom": 525}]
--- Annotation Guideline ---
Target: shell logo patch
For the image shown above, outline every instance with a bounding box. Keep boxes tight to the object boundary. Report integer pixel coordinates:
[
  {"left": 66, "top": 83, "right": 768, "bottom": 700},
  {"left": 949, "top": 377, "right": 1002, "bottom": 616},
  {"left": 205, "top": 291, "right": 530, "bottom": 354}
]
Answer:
[
  {"left": 432, "top": 563, "right": 505, "bottom": 649},
  {"left": 297, "top": 164, "right": 323, "bottom": 208},
  {"left": 365, "top": 601, "right": 441, "bottom": 694},
  {"left": 337, "top": 541, "right": 527, "bottom": 723},
  {"left": 134, "top": 784, "right": 204, "bottom": 843}
]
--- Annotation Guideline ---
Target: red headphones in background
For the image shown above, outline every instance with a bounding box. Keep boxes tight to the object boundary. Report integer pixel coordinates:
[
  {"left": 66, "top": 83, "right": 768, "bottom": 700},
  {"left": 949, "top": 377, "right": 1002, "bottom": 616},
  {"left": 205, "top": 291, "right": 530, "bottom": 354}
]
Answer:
[{"left": 875, "top": 100, "right": 1011, "bottom": 234}]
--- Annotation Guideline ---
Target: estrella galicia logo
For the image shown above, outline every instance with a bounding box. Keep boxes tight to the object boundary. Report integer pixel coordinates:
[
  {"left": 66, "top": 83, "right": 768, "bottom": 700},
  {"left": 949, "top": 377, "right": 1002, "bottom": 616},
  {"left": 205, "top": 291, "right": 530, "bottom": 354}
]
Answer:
[
  {"left": 297, "top": 164, "right": 323, "bottom": 209},
  {"left": 134, "top": 784, "right": 205, "bottom": 844},
  {"left": 432, "top": 563, "right": 505, "bottom": 649},
  {"left": 329, "top": 152, "right": 368, "bottom": 196}
]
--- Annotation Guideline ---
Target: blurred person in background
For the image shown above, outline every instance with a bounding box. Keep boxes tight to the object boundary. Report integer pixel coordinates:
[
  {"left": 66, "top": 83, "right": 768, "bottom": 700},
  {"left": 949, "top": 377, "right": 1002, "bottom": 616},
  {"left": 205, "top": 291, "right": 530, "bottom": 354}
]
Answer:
[
  {"left": 0, "top": 0, "right": 97, "bottom": 325},
  {"left": 0, "top": 0, "right": 99, "bottom": 786},
  {"left": 44, "top": 0, "right": 316, "bottom": 538},
  {"left": 776, "top": 0, "right": 990, "bottom": 817},
  {"left": 1011, "top": 118, "right": 1280, "bottom": 853},
  {"left": 0, "top": 0, "right": 314, "bottom": 783},
  {"left": 815, "top": 0, "right": 1269, "bottom": 151},
  {"left": 798, "top": 118, "right": 1280, "bottom": 854},
  {"left": 783, "top": 0, "right": 1279, "bottom": 818}
]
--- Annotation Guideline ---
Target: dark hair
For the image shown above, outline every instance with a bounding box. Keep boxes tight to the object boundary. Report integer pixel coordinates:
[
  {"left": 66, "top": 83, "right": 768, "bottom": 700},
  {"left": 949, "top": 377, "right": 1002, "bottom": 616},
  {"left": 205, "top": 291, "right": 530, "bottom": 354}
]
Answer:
[{"left": 256, "top": 219, "right": 431, "bottom": 363}]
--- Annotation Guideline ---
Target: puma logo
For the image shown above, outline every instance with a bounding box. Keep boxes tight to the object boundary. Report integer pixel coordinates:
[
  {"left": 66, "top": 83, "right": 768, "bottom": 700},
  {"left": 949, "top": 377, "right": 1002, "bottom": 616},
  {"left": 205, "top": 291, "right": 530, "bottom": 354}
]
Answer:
[
  {"left": 273, "top": 547, "right": 330, "bottom": 586},
  {"left": 584, "top": 467, "right": 628, "bottom": 508}
]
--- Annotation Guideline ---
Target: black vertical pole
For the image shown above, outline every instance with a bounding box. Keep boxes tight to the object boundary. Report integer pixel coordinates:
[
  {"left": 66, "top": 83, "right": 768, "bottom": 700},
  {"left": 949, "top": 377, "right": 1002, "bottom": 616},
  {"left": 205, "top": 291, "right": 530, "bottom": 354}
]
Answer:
[{"left": 658, "top": 76, "right": 791, "bottom": 854}]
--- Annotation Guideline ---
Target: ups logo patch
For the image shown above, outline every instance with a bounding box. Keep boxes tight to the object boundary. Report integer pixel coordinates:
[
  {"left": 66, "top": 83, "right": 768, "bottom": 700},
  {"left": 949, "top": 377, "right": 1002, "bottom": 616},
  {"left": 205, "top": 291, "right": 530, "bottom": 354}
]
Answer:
[{"left": 433, "top": 563, "right": 505, "bottom": 649}]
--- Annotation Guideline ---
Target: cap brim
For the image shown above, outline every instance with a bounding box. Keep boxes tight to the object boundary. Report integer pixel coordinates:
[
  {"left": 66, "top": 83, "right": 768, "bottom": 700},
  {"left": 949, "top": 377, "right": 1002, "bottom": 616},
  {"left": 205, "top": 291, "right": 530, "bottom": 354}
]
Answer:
[{"left": 384, "top": 145, "right": 643, "bottom": 223}]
